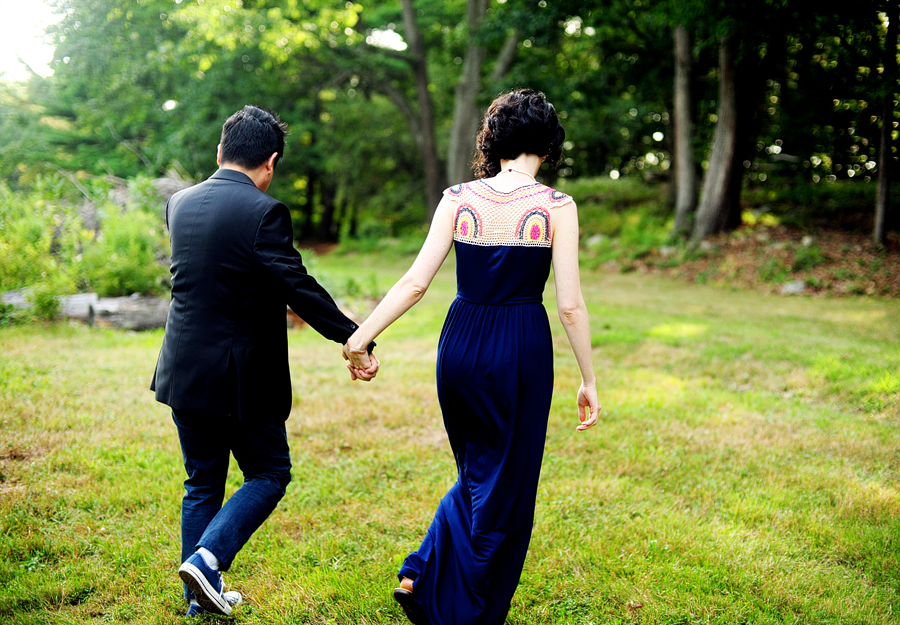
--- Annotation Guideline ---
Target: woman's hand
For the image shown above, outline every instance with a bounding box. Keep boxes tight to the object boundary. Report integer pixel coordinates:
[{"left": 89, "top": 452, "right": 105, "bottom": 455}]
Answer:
[
  {"left": 343, "top": 342, "right": 370, "bottom": 369},
  {"left": 343, "top": 343, "right": 379, "bottom": 381},
  {"left": 576, "top": 382, "right": 600, "bottom": 431}
]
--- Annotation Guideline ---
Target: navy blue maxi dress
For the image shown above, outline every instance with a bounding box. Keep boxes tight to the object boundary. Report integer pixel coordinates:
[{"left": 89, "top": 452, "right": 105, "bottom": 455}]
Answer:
[{"left": 398, "top": 180, "right": 574, "bottom": 625}]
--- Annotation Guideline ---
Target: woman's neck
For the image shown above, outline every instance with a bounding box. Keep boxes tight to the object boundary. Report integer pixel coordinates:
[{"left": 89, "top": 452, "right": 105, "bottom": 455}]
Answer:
[{"left": 498, "top": 154, "right": 544, "bottom": 179}]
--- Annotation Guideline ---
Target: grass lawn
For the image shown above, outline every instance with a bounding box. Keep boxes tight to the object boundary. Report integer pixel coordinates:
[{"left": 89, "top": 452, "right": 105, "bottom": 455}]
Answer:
[{"left": 1, "top": 250, "right": 898, "bottom": 624}]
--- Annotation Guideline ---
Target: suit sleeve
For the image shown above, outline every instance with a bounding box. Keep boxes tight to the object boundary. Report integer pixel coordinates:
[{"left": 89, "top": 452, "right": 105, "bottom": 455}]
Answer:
[{"left": 253, "top": 201, "right": 360, "bottom": 345}]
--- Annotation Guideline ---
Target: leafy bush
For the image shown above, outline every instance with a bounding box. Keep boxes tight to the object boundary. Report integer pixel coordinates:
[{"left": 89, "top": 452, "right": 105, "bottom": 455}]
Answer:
[
  {"left": 792, "top": 244, "right": 828, "bottom": 272},
  {"left": 743, "top": 178, "right": 900, "bottom": 230},
  {"left": 759, "top": 257, "right": 790, "bottom": 283},
  {"left": 27, "top": 273, "right": 76, "bottom": 321},
  {"left": 557, "top": 177, "right": 676, "bottom": 271},
  {"left": 559, "top": 176, "right": 669, "bottom": 240},
  {"left": 558, "top": 175, "right": 662, "bottom": 206},
  {"left": 336, "top": 232, "right": 427, "bottom": 256},
  {"left": 300, "top": 249, "right": 384, "bottom": 302},
  {"left": 0, "top": 181, "right": 82, "bottom": 293},
  {"left": 1, "top": 175, "right": 174, "bottom": 318},
  {"left": 126, "top": 175, "right": 167, "bottom": 216},
  {"left": 80, "top": 208, "right": 170, "bottom": 297},
  {"left": 0, "top": 302, "right": 24, "bottom": 327}
]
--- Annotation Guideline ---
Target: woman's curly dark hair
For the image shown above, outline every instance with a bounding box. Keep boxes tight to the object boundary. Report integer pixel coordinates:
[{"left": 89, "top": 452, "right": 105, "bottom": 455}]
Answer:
[{"left": 472, "top": 89, "right": 566, "bottom": 179}]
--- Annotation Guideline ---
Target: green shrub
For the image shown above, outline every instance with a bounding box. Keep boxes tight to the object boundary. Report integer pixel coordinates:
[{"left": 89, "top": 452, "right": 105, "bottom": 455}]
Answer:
[
  {"left": 585, "top": 210, "right": 625, "bottom": 237},
  {"left": 0, "top": 176, "right": 176, "bottom": 303},
  {"left": 560, "top": 177, "right": 670, "bottom": 240},
  {"left": 126, "top": 175, "right": 166, "bottom": 215},
  {"left": 759, "top": 257, "right": 789, "bottom": 283},
  {"left": 300, "top": 249, "right": 384, "bottom": 302},
  {"left": 558, "top": 175, "right": 662, "bottom": 206},
  {"left": 26, "top": 273, "right": 76, "bottom": 321},
  {"left": 616, "top": 207, "right": 672, "bottom": 248},
  {"left": 0, "top": 302, "right": 24, "bottom": 327},
  {"left": 742, "top": 178, "right": 900, "bottom": 229},
  {"left": 0, "top": 181, "right": 82, "bottom": 292},
  {"left": 81, "top": 208, "right": 170, "bottom": 297},
  {"left": 791, "top": 244, "right": 828, "bottom": 272},
  {"left": 336, "top": 232, "right": 427, "bottom": 256},
  {"left": 0, "top": 210, "right": 57, "bottom": 291}
]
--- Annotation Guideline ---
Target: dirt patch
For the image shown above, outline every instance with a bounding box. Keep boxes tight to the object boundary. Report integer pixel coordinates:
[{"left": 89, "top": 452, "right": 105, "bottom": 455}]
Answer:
[
  {"left": 0, "top": 449, "right": 29, "bottom": 462},
  {"left": 0, "top": 446, "right": 44, "bottom": 493},
  {"left": 623, "top": 227, "right": 900, "bottom": 297},
  {"left": 300, "top": 240, "right": 339, "bottom": 255}
]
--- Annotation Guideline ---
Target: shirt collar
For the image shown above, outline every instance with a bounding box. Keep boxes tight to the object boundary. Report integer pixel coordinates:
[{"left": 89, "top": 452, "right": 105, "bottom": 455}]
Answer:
[{"left": 209, "top": 168, "right": 256, "bottom": 186}]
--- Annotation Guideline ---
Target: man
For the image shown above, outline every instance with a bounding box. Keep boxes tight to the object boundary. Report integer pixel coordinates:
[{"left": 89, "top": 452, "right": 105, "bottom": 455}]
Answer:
[{"left": 151, "top": 105, "right": 378, "bottom": 617}]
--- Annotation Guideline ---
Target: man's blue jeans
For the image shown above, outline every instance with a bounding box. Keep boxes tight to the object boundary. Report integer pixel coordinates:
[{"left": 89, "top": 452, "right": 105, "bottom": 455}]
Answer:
[{"left": 173, "top": 411, "right": 292, "bottom": 591}]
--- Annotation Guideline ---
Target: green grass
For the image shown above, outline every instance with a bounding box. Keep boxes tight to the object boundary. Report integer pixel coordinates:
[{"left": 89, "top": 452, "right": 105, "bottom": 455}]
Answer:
[{"left": 1, "top": 252, "right": 899, "bottom": 624}]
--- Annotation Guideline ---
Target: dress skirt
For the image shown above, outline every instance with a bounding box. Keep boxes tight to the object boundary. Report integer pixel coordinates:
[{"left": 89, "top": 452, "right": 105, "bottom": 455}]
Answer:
[{"left": 398, "top": 296, "right": 554, "bottom": 625}]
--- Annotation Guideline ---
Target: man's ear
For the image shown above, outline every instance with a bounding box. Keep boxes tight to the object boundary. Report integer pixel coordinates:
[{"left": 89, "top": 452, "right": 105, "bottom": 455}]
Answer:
[
  {"left": 266, "top": 152, "right": 278, "bottom": 171},
  {"left": 216, "top": 143, "right": 222, "bottom": 166}
]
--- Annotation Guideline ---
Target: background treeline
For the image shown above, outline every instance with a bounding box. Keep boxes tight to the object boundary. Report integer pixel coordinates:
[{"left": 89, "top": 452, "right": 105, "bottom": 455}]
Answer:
[{"left": 1, "top": 0, "right": 898, "bottom": 309}]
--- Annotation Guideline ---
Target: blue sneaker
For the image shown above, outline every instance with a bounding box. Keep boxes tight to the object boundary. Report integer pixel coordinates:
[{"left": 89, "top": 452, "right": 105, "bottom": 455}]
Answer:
[
  {"left": 185, "top": 591, "right": 242, "bottom": 617},
  {"left": 178, "top": 553, "right": 232, "bottom": 615}
]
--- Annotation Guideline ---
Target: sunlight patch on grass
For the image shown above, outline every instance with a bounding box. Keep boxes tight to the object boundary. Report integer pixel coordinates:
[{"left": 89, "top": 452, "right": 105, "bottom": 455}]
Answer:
[
  {"left": 648, "top": 322, "right": 708, "bottom": 341},
  {"left": 811, "top": 354, "right": 900, "bottom": 414},
  {"left": 623, "top": 368, "right": 687, "bottom": 408},
  {"left": 820, "top": 309, "right": 889, "bottom": 325}
]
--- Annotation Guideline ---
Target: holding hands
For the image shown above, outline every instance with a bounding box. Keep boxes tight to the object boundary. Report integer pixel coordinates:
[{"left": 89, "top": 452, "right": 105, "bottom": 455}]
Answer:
[{"left": 342, "top": 343, "right": 380, "bottom": 382}]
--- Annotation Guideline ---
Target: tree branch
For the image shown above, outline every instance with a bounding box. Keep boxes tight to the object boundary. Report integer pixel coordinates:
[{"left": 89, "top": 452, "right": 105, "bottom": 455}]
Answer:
[
  {"left": 372, "top": 80, "right": 423, "bottom": 145},
  {"left": 104, "top": 120, "right": 156, "bottom": 172},
  {"left": 490, "top": 30, "right": 519, "bottom": 83},
  {"left": 47, "top": 163, "right": 92, "bottom": 201}
]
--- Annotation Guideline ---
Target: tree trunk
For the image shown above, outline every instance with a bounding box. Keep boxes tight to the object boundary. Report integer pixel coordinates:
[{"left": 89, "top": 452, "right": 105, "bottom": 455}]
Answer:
[
  {"left": 692, "top": 37, "right": 740, "bottom": 242},
  {"left": 2, "top": 291, "right": 99, "bottom": 322},
  {"left": 400, "top": 0, "right": 444, "bottom": 221},
  {"left": 672, "top": 24, "right": 697, "bottom": 237},
  {"left": 874, "top": 97, "right": 892, "bottom": 245},
  {"left": 348, "top": 201, "right": 359, "bottom": 238},
  {"left": 874, "top": 2, "right": 898, "bottom": 246},
  {"left": 317, "top": 181, "right": 338, "bottom": 241},
  {"left": 89, "top": 296, "right": 170, "bottom": 331},
  {"left": 490, "top": 30, "right": 519, "bottom": 84},
  {"left": 61, "top": 293, "right": 99, "bottom": 320},
  {"left": 447, "top": 0, "right": 490, "bottom": 185},
  {"left": 300, "top": 94, "right": 320, "bottom": 240},
  {"left": 301, "top": 169, "right": 317, "bottom": 240}
]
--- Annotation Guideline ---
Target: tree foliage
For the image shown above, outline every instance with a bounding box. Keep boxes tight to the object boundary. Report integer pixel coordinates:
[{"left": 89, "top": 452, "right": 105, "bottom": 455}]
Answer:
[{"left": 0, "top": 0, "right": 896, "bottom": 240}]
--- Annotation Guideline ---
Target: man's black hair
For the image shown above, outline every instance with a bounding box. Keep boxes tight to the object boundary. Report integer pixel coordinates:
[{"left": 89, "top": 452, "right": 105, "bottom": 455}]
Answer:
[{"left": 220, "top": 105, "right": 289, "bottom": 170}]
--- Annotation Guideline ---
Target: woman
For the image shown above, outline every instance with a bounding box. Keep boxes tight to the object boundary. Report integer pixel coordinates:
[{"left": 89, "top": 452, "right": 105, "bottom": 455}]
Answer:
[{"left": 344, "top": 89, "right": 600, "bottom": 625}]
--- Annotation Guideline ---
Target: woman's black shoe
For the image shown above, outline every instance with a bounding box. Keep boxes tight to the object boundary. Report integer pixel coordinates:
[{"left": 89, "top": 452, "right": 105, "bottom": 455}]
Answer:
[{"left": 393, "top": 588, "right": 428, "bottom": 625}]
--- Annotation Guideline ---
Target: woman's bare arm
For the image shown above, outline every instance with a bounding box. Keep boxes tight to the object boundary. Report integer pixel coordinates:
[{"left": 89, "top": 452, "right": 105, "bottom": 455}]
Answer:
[
  {"left": 344, "top": 196, "right": 456, "bottom": 366},
  {"left": 550, "top": 201, "right": 600, "bottom": 431}
]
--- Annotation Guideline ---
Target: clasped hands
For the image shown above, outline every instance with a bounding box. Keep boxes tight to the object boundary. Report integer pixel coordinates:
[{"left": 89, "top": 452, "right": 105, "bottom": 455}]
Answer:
[{"left": 342, "top": 343, "right": 380, "bottom": 382}]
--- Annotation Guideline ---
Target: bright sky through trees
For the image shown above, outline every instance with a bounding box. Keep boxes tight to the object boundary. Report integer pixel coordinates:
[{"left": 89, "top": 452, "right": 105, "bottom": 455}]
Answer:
[{"left": 0, "top": 0, "right": 59, "bottom": 80}]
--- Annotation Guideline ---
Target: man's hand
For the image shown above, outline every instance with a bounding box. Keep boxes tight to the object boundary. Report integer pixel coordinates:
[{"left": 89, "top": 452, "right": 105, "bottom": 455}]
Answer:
[
  {"left": 350, "top": 352, "right": 379, "bottom": 381},
  {"left": 342, "top": 344, "right": 380, "bottom": 382}
]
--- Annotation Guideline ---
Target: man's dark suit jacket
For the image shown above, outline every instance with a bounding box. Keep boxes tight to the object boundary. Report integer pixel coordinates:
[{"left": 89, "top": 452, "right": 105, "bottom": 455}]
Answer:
[{"left": 151, "top": 168, "right": 359, "bottom": 422}]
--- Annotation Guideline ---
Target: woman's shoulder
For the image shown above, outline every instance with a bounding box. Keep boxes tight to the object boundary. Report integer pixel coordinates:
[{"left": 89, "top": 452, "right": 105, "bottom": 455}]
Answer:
[
  {"left": 443, "top": 182, "right": 470, "bottom": 199},
  {"left": 442, "top": 180, "right": 574, "bottom": 209},
  {"left": 536, "top": 183, "right": 574, "bottom": 209}
]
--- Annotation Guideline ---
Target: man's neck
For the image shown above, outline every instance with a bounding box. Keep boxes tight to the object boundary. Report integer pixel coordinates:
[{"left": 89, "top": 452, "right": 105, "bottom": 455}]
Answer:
[{"left": 219, "top": 163, "right": 269, "bottom": 191}]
